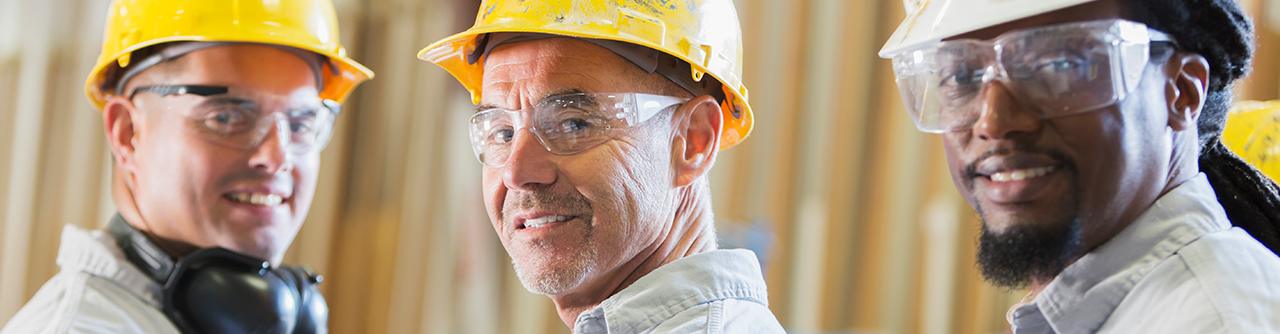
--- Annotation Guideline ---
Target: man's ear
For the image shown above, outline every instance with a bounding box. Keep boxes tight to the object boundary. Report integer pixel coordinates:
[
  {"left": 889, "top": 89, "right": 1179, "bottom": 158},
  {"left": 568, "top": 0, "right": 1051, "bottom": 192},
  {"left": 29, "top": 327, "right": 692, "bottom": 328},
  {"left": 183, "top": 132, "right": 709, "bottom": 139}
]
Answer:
[
  {"left": 103, "top": 96, "right": 142, "bottom": 172},
  {"left": 672, "top": 95, "right": 723, "bottom": 188},
  {"left": 1166, "top": 52, "right": 1209, "bottom": 132}
]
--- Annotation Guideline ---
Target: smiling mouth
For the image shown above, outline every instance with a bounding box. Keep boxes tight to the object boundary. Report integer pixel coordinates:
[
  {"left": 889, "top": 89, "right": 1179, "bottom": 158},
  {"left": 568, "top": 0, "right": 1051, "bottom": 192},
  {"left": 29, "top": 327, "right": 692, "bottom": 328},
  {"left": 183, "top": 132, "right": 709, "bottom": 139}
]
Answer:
[
  {"left": 225, "top": 193, "right": 285, "bottom": 207},
  {"left": 986, "top": 166, "right": 1058, "bottom": 182},
  {"left": 519, "top": 215, "right": 575, "bottom": 229}
]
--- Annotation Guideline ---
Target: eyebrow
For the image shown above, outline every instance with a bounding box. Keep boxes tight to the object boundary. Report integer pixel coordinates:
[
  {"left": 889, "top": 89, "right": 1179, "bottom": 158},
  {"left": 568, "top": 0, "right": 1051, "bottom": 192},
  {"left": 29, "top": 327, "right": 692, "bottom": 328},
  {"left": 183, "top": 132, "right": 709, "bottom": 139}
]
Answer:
[
  {"left": 187, "top": 97, "right": 263, "bottom": 119},
  {"left": 473, "top": 88, "right": 590, "bottom": 114},
  {"left": 201, "top": 96, "right": 260, "bottom": 110}
]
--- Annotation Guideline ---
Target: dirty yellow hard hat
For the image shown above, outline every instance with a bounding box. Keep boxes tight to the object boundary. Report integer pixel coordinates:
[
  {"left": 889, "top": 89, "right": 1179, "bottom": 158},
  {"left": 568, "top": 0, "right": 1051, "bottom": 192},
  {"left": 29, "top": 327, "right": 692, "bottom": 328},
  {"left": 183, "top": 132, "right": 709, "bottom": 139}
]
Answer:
[
  {"left": 85, "top": 0, "right": 374, "bottom": 111},
  {"left": 1224, "top": 101, "right": 1280, "bottom": 183},
  {"left": 418, "top": 0, "right": 753, "bottom": 149}
]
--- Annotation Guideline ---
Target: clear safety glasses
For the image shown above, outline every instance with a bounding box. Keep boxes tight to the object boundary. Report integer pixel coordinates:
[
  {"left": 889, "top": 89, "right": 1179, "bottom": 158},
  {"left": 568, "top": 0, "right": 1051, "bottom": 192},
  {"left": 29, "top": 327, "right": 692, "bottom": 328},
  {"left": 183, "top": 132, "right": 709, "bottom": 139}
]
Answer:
[
  {"left": 890, "top": 19, "right": 1177, "bottom": 133},
  {"left": 130, "top": 85, "right": 340, "bottom": 156},
  {"left": 469, "top": 93, "right": 688, "bottom": 168}
]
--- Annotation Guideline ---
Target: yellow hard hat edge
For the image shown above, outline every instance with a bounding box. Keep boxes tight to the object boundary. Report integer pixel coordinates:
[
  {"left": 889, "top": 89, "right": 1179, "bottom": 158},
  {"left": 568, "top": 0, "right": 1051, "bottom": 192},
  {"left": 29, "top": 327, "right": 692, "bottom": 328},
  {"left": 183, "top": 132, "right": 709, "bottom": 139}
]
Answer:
[
  {"left": 86, "top": 34, "right": 373, "bottom": 110},
  {"left": 419, "top": 27, "right": 753, "bottom": 149},
  {"left": 419, "top": 26, "right": 744, "bottom": 95}
]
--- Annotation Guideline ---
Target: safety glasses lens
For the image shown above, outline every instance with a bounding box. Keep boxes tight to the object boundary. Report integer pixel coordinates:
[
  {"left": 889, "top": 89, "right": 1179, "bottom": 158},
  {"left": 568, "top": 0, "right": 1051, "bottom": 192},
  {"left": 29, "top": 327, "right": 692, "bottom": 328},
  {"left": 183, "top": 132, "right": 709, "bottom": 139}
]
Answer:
[{"left": 891, "top": 19, "right": 1158, "bottom": 133}]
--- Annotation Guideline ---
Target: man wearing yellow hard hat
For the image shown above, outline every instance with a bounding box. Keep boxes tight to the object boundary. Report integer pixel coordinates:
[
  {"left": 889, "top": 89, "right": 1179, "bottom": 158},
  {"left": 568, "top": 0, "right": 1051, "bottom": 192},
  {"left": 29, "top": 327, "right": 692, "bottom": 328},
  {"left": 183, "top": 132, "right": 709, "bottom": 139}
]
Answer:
[
  {"left": 0, "top": 0, "right": 371, "bottom": 333},
  {"left": 880, "top": 0, "right": 1280, "bottom": 332},
  {"left": 420, "top": 0, "right": 783, "bottom": 332}
]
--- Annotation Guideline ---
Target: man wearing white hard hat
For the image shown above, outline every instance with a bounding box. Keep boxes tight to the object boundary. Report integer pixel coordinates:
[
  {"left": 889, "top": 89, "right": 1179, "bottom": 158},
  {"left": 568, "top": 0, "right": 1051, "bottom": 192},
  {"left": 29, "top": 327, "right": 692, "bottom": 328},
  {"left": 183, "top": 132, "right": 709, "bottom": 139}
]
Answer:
[{"left": 880, "top": 0, "right": 1280, "bottom": 332}]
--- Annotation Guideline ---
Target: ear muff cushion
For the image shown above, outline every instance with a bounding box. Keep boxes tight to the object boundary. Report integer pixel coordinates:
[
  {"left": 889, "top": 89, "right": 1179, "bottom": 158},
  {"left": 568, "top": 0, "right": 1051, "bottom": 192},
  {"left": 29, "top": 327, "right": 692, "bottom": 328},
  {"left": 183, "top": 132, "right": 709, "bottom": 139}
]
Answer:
[
  {"left": 164, "top": 248, "right": 300, "bottom": 334},
  {"left": 277, "top": 266, "right": 327, "bottom": 334}
]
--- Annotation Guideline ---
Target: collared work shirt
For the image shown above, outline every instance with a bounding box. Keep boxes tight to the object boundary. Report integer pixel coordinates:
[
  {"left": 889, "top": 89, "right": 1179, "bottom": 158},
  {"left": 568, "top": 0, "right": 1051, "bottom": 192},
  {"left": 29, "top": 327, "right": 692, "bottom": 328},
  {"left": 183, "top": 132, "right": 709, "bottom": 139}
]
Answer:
[
  {"left": 1, "top": 225, "right": 179, "bottom": 334},
  {"left": 573, "top": 249, "right": 785, "bottom": 334},
  {"left": 1008, "top": 175, "right": 1280, "bottom": 334}
]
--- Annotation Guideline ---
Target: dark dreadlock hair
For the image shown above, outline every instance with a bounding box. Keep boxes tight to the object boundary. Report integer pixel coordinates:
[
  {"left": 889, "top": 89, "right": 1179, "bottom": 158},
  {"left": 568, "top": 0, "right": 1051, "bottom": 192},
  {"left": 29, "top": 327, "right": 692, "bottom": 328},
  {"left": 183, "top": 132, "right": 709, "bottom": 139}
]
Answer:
[{"left": 1121, "top": 0, "right": 1280, "bottom": 255}]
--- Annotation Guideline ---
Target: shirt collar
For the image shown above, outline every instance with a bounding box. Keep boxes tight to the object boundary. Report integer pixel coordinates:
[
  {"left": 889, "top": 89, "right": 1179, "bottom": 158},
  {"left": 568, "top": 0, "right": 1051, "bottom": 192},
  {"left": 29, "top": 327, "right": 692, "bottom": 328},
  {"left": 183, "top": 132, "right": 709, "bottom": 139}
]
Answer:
[
  {"left": 573, "top": 249, "right": 771, "bottom": 334},
  {"left": 1013, "top": 174, "right": 1230, "bottom": 333},
  {"left": 56, "top": 224, "right": 165, "bottom": 307}
]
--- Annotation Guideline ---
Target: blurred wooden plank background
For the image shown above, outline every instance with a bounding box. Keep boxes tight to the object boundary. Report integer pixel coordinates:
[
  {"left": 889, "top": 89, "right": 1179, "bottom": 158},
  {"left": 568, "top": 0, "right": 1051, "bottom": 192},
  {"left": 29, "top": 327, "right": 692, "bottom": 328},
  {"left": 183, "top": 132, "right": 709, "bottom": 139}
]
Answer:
[{"left": 2, "top": 0, "right": 1277, "bottom": 333}]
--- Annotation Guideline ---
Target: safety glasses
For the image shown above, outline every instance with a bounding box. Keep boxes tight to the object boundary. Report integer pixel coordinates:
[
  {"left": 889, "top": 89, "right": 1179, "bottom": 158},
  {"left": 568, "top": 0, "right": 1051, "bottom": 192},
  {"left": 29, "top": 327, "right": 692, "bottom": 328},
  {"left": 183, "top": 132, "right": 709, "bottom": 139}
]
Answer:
[
  {"left": 890, "top": 19, "right": 1177, "bottom": 133},
  {"left": 469, "top": 92, "right": 687, "bottom": 168},
  {"left": 131, "top": 85, "right": 340, "bottom": 156}
]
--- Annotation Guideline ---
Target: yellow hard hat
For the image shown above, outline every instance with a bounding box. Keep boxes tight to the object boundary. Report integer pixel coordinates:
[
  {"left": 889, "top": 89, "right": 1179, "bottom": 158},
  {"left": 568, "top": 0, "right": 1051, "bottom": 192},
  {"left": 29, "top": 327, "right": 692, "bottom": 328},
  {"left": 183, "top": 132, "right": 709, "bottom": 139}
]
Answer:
[
  {"left": 1224, "top": 101, "right": 1280, "bottom": 183},
  {"left": 418, "top": 0, "right": 752, "bottom": 149},
  {"left": 85, "top": 0, "right": 374, "bottom": 111}
]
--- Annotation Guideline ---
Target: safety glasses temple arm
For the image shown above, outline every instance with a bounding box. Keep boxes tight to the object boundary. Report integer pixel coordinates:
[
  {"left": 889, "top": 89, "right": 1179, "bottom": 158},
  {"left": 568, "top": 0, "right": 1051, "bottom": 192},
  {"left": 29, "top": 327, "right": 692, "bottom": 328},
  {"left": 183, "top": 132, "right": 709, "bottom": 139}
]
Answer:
[{"left": 128, "top": 85, "right": 230, "bottom": 99}]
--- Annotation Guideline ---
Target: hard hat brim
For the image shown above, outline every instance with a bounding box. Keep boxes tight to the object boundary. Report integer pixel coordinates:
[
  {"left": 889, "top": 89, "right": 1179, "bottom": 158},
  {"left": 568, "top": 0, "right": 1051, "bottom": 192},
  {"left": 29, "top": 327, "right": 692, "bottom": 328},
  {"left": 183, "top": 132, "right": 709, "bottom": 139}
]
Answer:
[{"left": 85, "top": 35, "right": 373, "bottom": 111}]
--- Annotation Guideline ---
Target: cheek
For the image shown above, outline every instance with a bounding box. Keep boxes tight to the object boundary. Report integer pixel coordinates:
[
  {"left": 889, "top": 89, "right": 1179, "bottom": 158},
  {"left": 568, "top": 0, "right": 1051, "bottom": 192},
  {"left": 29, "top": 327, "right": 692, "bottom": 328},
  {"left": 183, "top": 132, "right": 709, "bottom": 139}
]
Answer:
[
  {"left": 582, "top": 136, "right": 671, "bottom": 229},
  {"left": 289, "top": 154, "right": 322, "bottom": 207},
  {"left": 481, "top": 169, "right": 506, "bottom": 229},
  {"left": 295, "top": 154, "right": 321, "bottom": 182},
  {"left": 1055, "top": 111, "right": 1122, "bottom": 181},
  {"left": 940, "top": 135, "right": 979, "bottom": 203},
  {"left": 940, "top": 136, "right": 967, "bottom": 174},
  {"left": 139, "top": 129, "right": 217, "bottom": 196}
]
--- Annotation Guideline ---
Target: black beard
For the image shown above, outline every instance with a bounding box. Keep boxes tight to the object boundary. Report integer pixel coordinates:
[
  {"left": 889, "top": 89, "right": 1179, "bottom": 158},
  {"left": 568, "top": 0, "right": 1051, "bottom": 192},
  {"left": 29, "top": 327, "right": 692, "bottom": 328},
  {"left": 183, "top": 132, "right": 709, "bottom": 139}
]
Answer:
[{"left": 976, "top": 217, "right": 1083, "bottom": 289}]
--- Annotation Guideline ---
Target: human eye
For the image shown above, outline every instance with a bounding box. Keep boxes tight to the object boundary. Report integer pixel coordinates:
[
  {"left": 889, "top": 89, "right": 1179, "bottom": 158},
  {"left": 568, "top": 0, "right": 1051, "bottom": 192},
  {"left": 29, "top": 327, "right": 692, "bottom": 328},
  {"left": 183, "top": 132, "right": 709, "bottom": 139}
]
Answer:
[
  {"left": 558, "top": 117, "right": 594, "bottom": 133},
  {"left": 472, "top": 109, "right": 517, "bottom": 145},
  {"left": 488, "top": 126, "right": 516, "bottom": 144},
  {"left": 549, "top": 110, "right": 604, "bottom": 136},
  {"left": 938, "top": 64, "right": 984, "bottom": 100},
  {"left": 198, "top": 102, "right": 256, "bottom": 135},
  {"left": 288, "top": 110, "right": 320, "bottom": 135},
  {"left": 1033, "top": 54, "right": 1088, "bottom": 74}
]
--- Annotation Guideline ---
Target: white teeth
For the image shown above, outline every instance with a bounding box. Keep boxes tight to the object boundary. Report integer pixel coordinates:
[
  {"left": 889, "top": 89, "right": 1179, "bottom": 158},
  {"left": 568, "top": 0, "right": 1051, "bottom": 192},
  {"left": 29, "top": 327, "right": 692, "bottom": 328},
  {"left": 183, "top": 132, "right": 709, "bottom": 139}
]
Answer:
[
  {"left": 523, "top": 215, "right": 572, "bottom": 229},
  {"left": 989, "top": 166, "right": 1057, "bottom": 182},
  {"left": 228, "top": 193, "right": 284, "bottom": 206}
]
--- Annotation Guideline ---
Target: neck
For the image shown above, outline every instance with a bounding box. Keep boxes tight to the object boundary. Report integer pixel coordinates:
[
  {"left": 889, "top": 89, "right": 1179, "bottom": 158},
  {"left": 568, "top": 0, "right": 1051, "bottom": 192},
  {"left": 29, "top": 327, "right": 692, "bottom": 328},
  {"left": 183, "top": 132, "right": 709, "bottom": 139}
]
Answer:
[
  {"left": 1038, "top": 134, "right": 1201, "bottom": 294},
  {"left": 549, "top": 183, "right": 718, "bottom": 328},
  {"left": 111, "top": 169, "right": 199, "bottom": 259},
  {"left": 1164, "top": 133, "right": 1201, "bottom": 197}
]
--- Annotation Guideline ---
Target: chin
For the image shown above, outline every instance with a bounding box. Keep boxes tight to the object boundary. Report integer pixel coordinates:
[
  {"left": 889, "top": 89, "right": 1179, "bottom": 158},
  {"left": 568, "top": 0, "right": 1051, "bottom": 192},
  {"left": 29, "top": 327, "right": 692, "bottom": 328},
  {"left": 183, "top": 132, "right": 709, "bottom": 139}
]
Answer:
[{"left": 223, "top": 228, "right": 290, "bottom": 261}]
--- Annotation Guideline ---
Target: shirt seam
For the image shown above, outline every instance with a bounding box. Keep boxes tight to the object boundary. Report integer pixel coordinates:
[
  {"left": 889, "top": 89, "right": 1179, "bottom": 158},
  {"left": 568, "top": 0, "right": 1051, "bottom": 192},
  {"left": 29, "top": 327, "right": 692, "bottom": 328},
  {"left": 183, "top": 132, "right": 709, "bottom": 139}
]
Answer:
[
  {"left": 1177, "top": 249, "right": 1235, "bottom": 333},
  {"left": 706, "top": 300, "right": 722, "bottom": 334},
  {"left": 49, "top": 272, "right": 91, "bottom": 334},
  {"left": 614, "top": 287, "right": 767, "bottom": 333}
]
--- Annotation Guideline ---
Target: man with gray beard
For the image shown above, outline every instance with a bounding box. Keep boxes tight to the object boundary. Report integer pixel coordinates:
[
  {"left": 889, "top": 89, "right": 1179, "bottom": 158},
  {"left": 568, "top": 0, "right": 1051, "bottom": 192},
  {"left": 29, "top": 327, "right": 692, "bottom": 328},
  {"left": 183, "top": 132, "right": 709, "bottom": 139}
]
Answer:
[{"left": 418, "top": 0, "right": 784, "bottom": 333}]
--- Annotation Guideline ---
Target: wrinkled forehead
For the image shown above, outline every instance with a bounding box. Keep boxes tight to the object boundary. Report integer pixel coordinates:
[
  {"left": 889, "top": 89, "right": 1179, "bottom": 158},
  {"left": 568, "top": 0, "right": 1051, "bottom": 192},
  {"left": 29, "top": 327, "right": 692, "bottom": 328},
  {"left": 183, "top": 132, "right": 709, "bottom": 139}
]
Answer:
[
  {"left": 480, "top": 38, "right": 644, "bottom": 107},
  {"left": 949, "top": 0, "right": 1122, "bottom": 41}
]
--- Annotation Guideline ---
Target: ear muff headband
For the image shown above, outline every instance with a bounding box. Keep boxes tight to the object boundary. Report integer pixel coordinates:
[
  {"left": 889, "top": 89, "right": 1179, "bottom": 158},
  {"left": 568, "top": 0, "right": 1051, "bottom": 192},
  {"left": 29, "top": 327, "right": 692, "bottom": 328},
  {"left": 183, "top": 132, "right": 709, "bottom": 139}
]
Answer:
[{"left": 107, "top": 214, "right": 326, "bottom": 334}]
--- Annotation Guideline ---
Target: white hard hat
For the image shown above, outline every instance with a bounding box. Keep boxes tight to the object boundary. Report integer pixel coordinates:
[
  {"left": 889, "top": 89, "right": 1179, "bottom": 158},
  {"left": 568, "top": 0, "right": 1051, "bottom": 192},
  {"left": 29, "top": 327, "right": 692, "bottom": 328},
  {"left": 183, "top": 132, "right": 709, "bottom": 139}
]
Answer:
[{"left": 878, "top": 0, "right": 1098, "bottom": 58}]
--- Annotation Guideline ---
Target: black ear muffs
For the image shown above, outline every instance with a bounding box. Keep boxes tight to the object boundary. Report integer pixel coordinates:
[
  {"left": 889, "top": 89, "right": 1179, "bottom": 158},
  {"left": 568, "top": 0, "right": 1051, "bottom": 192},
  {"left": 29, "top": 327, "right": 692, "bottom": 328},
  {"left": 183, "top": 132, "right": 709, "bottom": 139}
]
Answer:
[
  {"left": 164, "top": 247, "right": 297, "bottom": 333},
  {"left": 108, "top": 214, "right": 327, "bottom": 334}
]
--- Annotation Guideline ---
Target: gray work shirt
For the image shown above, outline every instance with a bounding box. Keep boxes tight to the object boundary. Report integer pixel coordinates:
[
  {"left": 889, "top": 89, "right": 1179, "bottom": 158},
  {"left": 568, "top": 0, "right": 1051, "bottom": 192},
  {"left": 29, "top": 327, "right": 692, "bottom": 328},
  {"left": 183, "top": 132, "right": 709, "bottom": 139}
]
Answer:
[
  {"left": 1, "top": 225, "right": 179, "bottom": 334},
  {"left": 1008, "top": 174, "right": 1280, "bottom": 334},
  {"left": 572, "top": 249, "right": 786, "bottom": 334}
]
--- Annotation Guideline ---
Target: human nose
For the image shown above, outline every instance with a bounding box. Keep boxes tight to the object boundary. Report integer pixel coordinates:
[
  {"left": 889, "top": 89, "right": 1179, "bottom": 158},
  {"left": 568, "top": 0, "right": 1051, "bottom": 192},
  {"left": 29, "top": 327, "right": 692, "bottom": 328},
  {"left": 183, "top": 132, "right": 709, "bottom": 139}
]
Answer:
[
  {"left": 500, "top": 128, "right": 557, "bottom": 190},
  {"left": 971, "top": 81, "right": 1042, "bottom": 140},
  {"left": 248, "top": 118, "right": 294, "bottom": 174}
]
